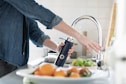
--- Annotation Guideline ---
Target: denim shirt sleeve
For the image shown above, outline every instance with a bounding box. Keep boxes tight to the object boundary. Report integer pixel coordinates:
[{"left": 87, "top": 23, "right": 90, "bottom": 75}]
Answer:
[
  {"left": 27, "top": 18, "right": 50, "bottom": 47},
  {"left": 4, "top": 0, "right": 62, "bottom": 29}
]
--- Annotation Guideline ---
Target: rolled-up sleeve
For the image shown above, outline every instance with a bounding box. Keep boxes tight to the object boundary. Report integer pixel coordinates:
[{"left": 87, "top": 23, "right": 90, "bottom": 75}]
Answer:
[
  {"left": 28, "top": 18, "right": 50, "bottom": 47},
  {"left": 4, "top": 0, "right": 62, "bottom": 29}
]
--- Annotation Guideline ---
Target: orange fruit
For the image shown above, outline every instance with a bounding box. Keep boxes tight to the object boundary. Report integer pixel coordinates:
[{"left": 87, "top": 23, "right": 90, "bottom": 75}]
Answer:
[
  {"left": 54, "top": 67, "right": 67, "bottom": 77},
  {"left": 34, "top": 67, "right": 39, "bottom": 72},
  {"left": 34, "top": 70, "right": 42, "bottom": 76},
  {"left": 33, "top": 67, "right": 42, "bottom": 76},
  {"left": 67, "top": 66, "right": 79, "bottom": 73},
  {"left": 69, "top": 72, "right": 80, "bottom": 78},
  {"left": 39, "top": 63, "right": 56, "bottom": 76}
]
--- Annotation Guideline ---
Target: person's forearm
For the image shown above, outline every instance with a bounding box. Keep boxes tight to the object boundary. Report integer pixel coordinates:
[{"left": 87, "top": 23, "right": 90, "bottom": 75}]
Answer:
[
  {"left": 43, "top": 38, "right": 58, "bottom": 51},
  {"left": 54, "top": 21, "right": 84, "bottom": 40}
]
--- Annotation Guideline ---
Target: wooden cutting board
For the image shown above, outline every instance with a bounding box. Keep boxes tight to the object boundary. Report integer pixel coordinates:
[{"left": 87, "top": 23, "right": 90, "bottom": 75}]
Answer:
[
  {"left": 105, "top": 2, "right": 116, "bottom": 47},
  {"left": 104, "top": 2, "right": 117, "bottom": 63}
]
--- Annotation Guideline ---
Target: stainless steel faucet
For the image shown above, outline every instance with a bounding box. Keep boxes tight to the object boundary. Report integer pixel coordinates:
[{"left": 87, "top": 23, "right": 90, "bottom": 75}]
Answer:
[{"left": 71, "top": 15, "right": 103, "bottom": 69}]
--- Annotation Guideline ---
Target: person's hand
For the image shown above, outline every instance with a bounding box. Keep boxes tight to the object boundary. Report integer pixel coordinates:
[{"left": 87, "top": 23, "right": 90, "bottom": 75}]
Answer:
[
  {"left": 76, "top": 35, "right": 101, "bottom": 53},
  {"left": 56, "top": 42, "right": 74, "bottom": 56},
  {"left": 54, "top": 21, "right": 101, "bottom": 53}
]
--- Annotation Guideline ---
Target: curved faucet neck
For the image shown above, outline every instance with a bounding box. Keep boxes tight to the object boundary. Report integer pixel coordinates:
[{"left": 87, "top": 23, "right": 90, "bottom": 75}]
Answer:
[{"left": 71, "top": 15, "right": 102, "bottom": 46}]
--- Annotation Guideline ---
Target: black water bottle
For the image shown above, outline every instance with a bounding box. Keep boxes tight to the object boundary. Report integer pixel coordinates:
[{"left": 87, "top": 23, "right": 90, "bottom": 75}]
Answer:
[{"left": 55, "top": 38, "right": 73, "bottom": 67}]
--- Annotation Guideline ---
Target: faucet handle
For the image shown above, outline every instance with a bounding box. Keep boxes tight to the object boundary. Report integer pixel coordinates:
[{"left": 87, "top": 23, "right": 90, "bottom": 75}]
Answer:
[
  {"left": 97, "top": 47, "right": 109, "bottom": 70},
  {"left": 97, "top": 60, "right": 104, "bottom": 69},
  {"left": 97, "top": 60, "right": 109, "bottom": 71}
]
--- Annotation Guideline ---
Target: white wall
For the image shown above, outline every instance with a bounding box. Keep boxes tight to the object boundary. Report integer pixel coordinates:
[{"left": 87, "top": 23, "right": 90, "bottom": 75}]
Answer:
[{"left": 28, "top": 0, "right": 114, "bottom": 63}]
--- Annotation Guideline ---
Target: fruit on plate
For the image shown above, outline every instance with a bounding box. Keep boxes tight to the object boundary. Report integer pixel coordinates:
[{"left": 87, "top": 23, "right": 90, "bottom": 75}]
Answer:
[
  {"left": 33, "top": 67, "right": 42, "bottom": 76},
  {"left": 69, "top": 72, "right": 80, "bottom": 78},
  {"left": 71, "top": 58, "right": 96, "bottom": 67},
  {"left": 79, "top": 67, "right": 92, "bottom": 77},
  {"left": 67, "top": 66, "right": 79, "bottom": 74},
  {"left": 54, "top": 67, "right": 67, "bottom": 77},
  {"left": 33, "top": 63, "right": 92, "bottom": 78},
  {"left": 34, "top": 63, "right": 56, "bottom": 76}
]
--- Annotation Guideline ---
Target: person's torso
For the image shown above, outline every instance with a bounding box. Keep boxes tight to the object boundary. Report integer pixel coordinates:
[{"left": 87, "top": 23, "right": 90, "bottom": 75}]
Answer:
[{"left": 0, "top": 0, "right": 29, "bottom": 66}]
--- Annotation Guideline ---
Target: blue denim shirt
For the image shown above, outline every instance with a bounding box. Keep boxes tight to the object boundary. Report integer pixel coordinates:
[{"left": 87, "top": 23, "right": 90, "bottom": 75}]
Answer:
[{"left": 0, "top": 0, "right": 62, "bottom": 66}]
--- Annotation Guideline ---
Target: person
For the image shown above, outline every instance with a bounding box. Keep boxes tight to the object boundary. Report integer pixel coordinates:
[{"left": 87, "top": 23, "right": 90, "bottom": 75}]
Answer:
[{"left": 0, "top": 0, "right": 101, "bottom": 77}]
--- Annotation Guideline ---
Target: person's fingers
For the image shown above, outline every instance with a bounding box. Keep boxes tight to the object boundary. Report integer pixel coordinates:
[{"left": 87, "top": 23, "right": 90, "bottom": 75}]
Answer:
[
  {"left": 85, "top": 44, "right": 92, "bottom": 53},
  {"left": 67, "top": 46, "right": 75, "bottom": 57},
  {"left": 70, "top": 46, "right": 74, "bottom": 50},
  {"left": 89, "top": 44, "right": 98, "bottom": 52},
  {"left": 92, "top": 42, "right": 101, "bottom": 52},
  {"left": 86, "top": 41, "right": 101, "bottom": 53},
  {"left": 68, "top": 49, "right": 73, "bottom": 54},
  {"left": 79, "top": 36, "right": 101, "bottom": 53},
  {"left": 59, "top": 42, "right": 64, "bottom": 46},
  {"left": 93, "top": 41, "right": 101, "bottom": 49},
  {"left": 57, "top": 42, "right": 64, "bottom": 51},
  {"left": 68, "top": 46, "right": 74, "bottom": 53}
]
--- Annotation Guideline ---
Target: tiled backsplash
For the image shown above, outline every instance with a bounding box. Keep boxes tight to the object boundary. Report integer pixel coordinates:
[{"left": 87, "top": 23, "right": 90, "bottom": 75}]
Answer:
[{"left": 28, "top": 0, "right": 114, "bottom": 62}]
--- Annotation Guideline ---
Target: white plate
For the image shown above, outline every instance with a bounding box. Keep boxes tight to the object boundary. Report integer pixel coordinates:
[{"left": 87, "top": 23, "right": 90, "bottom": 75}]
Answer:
[{"left": 16, "top": 68, "right": 109, "bottom": 84}]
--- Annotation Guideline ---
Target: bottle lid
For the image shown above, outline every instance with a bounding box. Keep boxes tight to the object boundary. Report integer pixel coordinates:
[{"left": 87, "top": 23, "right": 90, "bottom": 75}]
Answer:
[{"left": 67, "top": 37, "right": 73, "bottom": 42}]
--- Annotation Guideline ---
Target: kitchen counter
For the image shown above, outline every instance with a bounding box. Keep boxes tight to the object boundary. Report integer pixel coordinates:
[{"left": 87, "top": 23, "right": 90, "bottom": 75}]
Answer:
[
  {"left": 0, "top": 66, "right": 25, "bottom": 84},
  {"left": 0, "top": 70, "right": 23, "bottom": 84}
]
